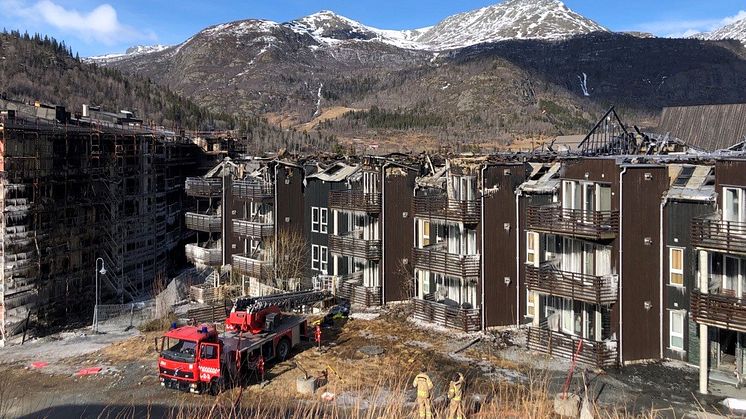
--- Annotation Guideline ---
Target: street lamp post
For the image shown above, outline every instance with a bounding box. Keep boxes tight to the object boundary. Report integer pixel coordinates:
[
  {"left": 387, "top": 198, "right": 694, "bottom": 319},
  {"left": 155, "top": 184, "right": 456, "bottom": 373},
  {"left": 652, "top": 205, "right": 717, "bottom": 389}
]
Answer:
[{"left": 92, "top": 257, "right": 107, "bottom": 333}]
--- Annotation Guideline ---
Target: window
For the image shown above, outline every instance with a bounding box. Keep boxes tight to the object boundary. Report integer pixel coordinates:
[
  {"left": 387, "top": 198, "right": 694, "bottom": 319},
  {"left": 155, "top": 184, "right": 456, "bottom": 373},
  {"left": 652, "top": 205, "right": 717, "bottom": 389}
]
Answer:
[
  {"left": 311, "top": 244, "right": 320, "bottom": 271},
  {"left": 320, "top": 246, "right": 328, "bottom": 274},
  {"left": 526, "top": 291, "right": 537, "bottom": 318},
  {"left": 669, "top": 247, "right": 684, "bottom": 286},
  {"left": 311, "top": 207, "right": 320, "bottom": 232},
  {"left": 670, "top": 311, "right": 685, "bottom": 351},
  {"left": 320, "top": 208, "right": 328, "bottom": 234},
  {"left": 526, "top": 232, "right": 539, "bottom": 265},
  {"left": 724, "top": 187, "right": 744, "bottom": 223},
  {"left": 421, "top": 220, "right": 431, "bottom": 247}
]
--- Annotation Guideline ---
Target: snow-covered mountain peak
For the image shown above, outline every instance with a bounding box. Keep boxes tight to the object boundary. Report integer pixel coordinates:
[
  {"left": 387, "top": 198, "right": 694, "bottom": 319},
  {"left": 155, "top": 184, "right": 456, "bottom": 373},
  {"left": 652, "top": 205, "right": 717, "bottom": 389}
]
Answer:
[
  {"left": 86, "top": 44, "right": 170, "bottom": 64},
  {"left": 696, "top": 15, "right": 746, "bottom": 45},
  {"left": 414, "top": 0, "right": 607, "bottom": 50}
]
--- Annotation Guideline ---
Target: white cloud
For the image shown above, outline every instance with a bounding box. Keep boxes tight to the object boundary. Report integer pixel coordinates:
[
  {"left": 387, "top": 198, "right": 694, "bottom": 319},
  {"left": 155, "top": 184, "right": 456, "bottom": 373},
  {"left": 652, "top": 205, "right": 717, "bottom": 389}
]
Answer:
[
  {"left": 631, "top": 9, "right": 746, "bottom": 38},
  {"left": 1, "top": 0, "right": 155, "bottom": 45}
]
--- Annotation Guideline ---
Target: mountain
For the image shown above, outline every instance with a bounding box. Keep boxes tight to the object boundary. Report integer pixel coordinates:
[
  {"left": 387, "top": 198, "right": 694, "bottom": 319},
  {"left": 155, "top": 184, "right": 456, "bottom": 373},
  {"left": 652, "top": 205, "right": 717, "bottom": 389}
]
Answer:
[
  {"left": 415, "top": 0, "right": 607, "bottom": 50},
  {"left": 696, "top": 15, "right": 746, "bottom": 45},
  {"left": 86, "top": 44, "right": 170, "bottom": 65},
  {"left": 88, "top": 2, "right": 746, "bottom": 149}
]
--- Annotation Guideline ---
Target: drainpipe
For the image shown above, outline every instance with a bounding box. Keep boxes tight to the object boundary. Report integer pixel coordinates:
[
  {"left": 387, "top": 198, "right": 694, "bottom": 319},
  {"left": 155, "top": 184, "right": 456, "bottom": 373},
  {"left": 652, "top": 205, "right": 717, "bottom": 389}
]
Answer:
[
  {"left": 619, "top": 166, "right": 628, "bottom": 365},
  {"left": 515, "top": 186, "right": 523, "bottom": 327},
  {"left": 382, "top": 162, "right": 390, "bottom": 305},
  {"left": 659, "top": 194, "right": 669, "bottom": 360},
  {"left": 480, "top": 164, "right": 487, "bottom": 331}
]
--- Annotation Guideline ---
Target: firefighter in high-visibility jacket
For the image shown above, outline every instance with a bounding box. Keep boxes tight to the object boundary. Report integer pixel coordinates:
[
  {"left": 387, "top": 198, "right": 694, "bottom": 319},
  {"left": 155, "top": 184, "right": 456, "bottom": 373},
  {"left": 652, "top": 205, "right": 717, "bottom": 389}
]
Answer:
[
  {"left": 447, "top": 372, "right": 465, "bottom": 419},
  {"left": 412, "top": 369, "right": 434, "bottom": 418}
]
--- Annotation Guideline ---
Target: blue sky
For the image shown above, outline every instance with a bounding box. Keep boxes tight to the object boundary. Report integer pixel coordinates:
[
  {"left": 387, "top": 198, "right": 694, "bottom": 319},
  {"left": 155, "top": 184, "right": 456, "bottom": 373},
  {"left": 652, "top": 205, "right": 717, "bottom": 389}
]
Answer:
[{"left": 1, "top": 0, "right": 745, "bottom": 56}]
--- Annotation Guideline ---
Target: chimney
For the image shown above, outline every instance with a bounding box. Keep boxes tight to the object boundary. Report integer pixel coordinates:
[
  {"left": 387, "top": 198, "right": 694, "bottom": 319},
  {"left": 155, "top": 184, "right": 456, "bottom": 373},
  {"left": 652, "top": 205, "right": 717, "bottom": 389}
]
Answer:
[{"left": 82, "top": 104, "right": 89, "bottom": 118}]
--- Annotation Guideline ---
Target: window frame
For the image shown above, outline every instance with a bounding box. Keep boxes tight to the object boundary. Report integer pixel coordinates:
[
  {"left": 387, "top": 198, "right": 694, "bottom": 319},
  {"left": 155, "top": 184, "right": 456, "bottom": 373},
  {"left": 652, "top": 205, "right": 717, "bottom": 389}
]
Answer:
[
  {"left": 320, "top": 246, "right": 328, "bottom": 274},
  {"left": 311, "top": 244, "right": 320, "bottom": 271},
  {"left": 526, "top": 291, "right": 537, "bottom": 318},
  {"left": 669, "top": 247, "right": 685, "bottom": 287},
  {"left": 526, "top": 231, "right": 539, "bottom": 265},
  {"left": 669, "top": 310, "right": 685, "bottom": 351},
  {"left": 320, "top": 208, "right": 328, "bottom": 234},
  {"left": 311, "top": 207, "right": 320, "bottom": 233}
]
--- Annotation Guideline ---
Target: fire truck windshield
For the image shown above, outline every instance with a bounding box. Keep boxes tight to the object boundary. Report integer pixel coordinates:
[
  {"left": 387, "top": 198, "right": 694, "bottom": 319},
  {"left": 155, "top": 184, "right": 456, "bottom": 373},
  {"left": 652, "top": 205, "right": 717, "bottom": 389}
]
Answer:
[{"left": 161, "top": 338, "right": 197, "bottom": 363}]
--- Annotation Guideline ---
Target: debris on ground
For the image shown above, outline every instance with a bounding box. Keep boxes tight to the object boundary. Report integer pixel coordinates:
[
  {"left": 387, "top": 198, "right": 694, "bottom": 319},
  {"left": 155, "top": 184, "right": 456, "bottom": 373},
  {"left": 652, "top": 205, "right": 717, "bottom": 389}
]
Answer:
[{"left": 358, "top": 345, "right": 385, "bottom": 357}]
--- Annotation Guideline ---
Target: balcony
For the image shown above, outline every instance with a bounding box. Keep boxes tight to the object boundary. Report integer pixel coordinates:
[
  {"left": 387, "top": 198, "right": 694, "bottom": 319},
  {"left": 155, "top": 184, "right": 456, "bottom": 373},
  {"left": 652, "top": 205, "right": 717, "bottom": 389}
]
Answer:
[
  {"left": 527, "top": 205, "right": 619, "bottom": 240},
  {"left": 527, "top": 327, "right": 618, "bottom": 368},
  {"left": 185, "top": 243, "right": 222, "bottom": 267},
  {"left": 233, "top": 219, "right": 274, "bottom": 239},
  {"left": 412, "top": 295, "right": 481, "bottom": 332},
  {"left": 691, "top": 217, "right": 746, "bottom": 256},
  {"left": 525, "top": 264, "right": 618, "bottom": 305},
  {"left": 232, "top": 254, "right": 273, "bottom": 280},
  {"left": 232, "top": 180, "right": 274, "bottom": 202},
  {"left": 328, "top": 231, "right": 382, "bottom": 260},
  {"left": 185, "top": 212, "right": 222, "bottom": 233},
  {"left": 185, "top": 177, "right": 222, "bottom": 198},
  {"left": 411, "top": 245, "right": 480, "bottom": 279},
  {"left": 413, "top": 196, "right": 480, "bottom": 225},
  {"left": 335, "top": 271, "right": 382, "bottom": 307},
  {"left": 691, "top": 290, "right": 746, "bottom": 333},
  {"left": 329, "top": 190, "right": 381, "bottom": 214}
]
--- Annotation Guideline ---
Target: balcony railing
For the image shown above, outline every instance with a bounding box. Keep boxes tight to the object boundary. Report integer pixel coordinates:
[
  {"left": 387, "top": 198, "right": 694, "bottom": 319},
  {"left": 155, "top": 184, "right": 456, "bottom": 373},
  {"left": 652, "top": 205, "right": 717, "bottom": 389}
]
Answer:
[
  {"left": 185, "top": 212, "right": 222, "bottom": 233},
  {"left": 526, "top": 205, "right": 619, "bottom": 240},
  {"left": 692, "top": 217, "right": 746, "bottom": 255},
  {"left": 232, "top": 254, "right": 273, "bottom": 280},
  {"left": 413, "top": 196, "right": 480, "bottom": 225},
  {"left": 335, "top": 272, "right": 382, "bottom": 307},
  {"left": 525, "top": 264, "right": 618, "bottom": 305},
  {"left": 233, "top": 219, "right": 274, "bottom": 239},
  {"left": 527, "top": 327, "right": 619, "bottom": 368},
  {"left": 691, "top": 290, "right": 746, "bottom": 333},
  {"left": 412, "top": 295, "right": 481, "bottom": 332},
  {"left": 329, "top": 231, "right": 382, "bottom": 260},
  {"left": 185, "top": 177, "right": 222, "bottom": 198},
  {"left": 329, "top": 190, "right": 381, "bottom": 214},
  {"left": 232, "top": 180, "right": 274, "bottom": 202},
  {"left": 185, "top": 243, "right": 222, "bottom": 267},
  {"left": 411, "top": 246, "right": 480, "bottom": 279}
]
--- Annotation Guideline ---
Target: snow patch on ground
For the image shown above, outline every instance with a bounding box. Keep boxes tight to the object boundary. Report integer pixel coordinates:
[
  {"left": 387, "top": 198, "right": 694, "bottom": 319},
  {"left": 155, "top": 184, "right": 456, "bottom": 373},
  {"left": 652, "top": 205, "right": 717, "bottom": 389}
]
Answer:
[{"left": 350, "top": 312, "right": 381, "bottom": 321}]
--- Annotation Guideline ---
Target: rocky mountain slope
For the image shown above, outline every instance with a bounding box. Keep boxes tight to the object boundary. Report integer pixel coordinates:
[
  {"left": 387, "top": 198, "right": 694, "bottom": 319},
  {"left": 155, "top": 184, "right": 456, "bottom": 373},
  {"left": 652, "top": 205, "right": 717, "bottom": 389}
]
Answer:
[{"left": 91, "top": 1, "right": 746, "bottom": 147}]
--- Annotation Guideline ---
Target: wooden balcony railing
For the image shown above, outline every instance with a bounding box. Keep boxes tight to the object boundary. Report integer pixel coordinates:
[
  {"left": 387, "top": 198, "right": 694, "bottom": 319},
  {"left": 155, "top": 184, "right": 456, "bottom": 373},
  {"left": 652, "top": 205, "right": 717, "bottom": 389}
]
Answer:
[
  {"left": 185, "top": 212, "right": 222, "bottom": 233},
  {"left": 329, "top": 232, "right": 382, "bottom": 260},
  {"left": 336, "top": 272, "right": 382, "bottom": 307},
  {"left": 232, "top": 180, "right": 274, "bottom": 202},
  {"left": 691, "top": 290, "right": 746, "bottom": 333},
  {"left": 413, "top": 196, "right": 480, "bottom": 225},
  {"left": 412, "top": 295, "right": 481, "bottom": 332},
  {"left": 233, "top": 219, "right": 274, "bottom": 239},
  {"left": 692, "top": 217, "right": 746, "bottom": 255},
  {"left": 526, "top": 205, "right": 619, "bottom": 240},
  {"left": 525, "top": 264, "right": 618, "bottom": 305},
  {"left": 185, "top": 177, "right": 222, "bottom": 198},
  {"left": 412, "top": 247, "right": 480, "bottom": 279},
  {"left": 527, "top": 327, "right": 619, "bottom": 368},
  {"left": 185, "top": 243, "right": 222, "bottom": 267},
  {"left": 232, "top": 254, "right": 273, "bottom": 280},
  {"left": 329, "top": 190, "right": 381, "bottom": 214}
]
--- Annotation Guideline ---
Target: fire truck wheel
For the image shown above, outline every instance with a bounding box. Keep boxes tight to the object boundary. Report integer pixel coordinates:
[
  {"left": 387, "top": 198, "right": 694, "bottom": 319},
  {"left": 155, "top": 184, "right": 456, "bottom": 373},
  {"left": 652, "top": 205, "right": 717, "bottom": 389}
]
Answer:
[
  {"left": 276, "top": 338, "right": 291, "bottom": 361},
  {"left": 209, "top": 378, "right": 224, "bottom": 396}
]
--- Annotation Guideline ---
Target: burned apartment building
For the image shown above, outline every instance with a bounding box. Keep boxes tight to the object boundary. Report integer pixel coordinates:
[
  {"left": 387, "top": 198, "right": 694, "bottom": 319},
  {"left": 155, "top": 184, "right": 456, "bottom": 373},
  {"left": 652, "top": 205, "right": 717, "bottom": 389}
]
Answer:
[
  {"left": 327, "top": 156, "right": 418, "bottom": 307},
  {"left": 0, "top": 100, "right": 203, "bottom": 346}
]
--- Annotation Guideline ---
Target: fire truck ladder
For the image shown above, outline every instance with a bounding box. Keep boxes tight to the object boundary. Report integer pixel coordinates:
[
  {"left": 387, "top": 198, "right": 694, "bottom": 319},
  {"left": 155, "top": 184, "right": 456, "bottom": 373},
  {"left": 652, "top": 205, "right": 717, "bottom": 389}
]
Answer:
[{"left": 234, "top": 290, "right": 331, "bottom": 314}]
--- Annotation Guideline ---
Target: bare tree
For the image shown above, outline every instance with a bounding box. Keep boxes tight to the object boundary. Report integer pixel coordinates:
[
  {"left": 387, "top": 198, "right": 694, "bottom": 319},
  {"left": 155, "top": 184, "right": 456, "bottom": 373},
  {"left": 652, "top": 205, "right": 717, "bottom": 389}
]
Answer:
[{"left": 267, "top": 229, "right": 309, "bottom": 291}]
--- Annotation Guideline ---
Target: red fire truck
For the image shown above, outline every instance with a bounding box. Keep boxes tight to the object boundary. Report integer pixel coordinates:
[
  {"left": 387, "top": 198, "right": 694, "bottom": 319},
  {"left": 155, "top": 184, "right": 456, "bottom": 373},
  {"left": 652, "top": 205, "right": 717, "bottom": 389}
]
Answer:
[{"left": 156, "top": 290, "right": 327, "bottom": 395}]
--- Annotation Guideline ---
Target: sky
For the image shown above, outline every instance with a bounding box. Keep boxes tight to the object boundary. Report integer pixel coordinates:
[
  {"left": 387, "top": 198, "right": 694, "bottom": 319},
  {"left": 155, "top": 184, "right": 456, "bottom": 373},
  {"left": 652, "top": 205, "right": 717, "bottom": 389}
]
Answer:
[{"left": 0, "top": 0, "right": 745, "bottom": 57}]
